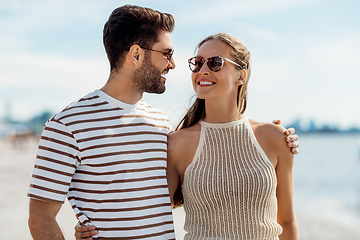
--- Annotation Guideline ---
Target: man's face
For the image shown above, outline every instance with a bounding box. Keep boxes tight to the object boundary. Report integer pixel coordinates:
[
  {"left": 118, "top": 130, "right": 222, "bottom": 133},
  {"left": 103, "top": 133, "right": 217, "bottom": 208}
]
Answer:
[{"left": 133, "top": 31, "right": 175, "bottom": 94}]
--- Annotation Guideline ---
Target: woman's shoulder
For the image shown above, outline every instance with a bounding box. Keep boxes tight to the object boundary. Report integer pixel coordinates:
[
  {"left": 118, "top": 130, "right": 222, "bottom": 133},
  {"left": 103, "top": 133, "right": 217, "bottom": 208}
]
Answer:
[
  {"left": 168, "top": 123, "right": 202, "bottom": 168},
  {"left": 249, "top": 118, "right": 293, "bottom": 165},
  {"left": 168, "top": 124, "right": 201, "bottom": 150},
  {"left": 249, "top": 118, "right": 287, "bottom": 148}
]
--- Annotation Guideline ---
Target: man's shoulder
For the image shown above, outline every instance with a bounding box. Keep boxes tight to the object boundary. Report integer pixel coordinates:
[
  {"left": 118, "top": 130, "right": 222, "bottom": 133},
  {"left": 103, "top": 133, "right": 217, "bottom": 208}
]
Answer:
[
  {"left": 52, "top": 91, "right": 102, "bottom": 119},
  {"left": 137, "top": 100, "right": 170, "bottom": 121},
  {"left": 138, "top": 100, "right": 166, "bottom": 115}
]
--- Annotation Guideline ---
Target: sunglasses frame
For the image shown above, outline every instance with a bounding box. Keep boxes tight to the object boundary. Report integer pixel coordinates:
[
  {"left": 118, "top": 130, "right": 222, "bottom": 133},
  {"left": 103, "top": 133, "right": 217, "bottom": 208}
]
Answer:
[
  {"left": 141, "top": 47, "right": 174, "bottom": 61},
  {"left": 188, "top": 56, "right": 243, "bottom": 73}
]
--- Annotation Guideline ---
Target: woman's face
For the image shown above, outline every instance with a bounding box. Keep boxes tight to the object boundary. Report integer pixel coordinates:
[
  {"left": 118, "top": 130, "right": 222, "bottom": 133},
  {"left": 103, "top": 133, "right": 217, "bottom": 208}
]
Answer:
[{"left": 191, "top": 39, "right": 243, "bottom": 102}]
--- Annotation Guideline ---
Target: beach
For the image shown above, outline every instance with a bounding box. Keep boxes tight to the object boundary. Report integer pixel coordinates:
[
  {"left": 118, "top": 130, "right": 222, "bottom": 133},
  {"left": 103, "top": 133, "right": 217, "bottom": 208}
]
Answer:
[{"left": 1, "top": 136, "right": 360, "bottom": 239}]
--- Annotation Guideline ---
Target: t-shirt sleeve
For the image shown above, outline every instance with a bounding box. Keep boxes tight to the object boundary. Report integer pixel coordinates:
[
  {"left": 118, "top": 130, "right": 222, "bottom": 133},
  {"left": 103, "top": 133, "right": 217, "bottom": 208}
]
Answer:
[{"left": 27, "top": 118, "right": 80, "bottom": 204}]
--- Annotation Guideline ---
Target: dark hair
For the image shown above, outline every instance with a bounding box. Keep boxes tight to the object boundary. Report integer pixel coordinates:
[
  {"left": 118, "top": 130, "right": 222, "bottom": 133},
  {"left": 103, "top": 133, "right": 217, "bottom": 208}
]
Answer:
[
  {"left": 103, "top": 5, "right": 175, "bottom": 71},
  {"left": 173, "top": 33, "right": 251, "bottom": 208}
]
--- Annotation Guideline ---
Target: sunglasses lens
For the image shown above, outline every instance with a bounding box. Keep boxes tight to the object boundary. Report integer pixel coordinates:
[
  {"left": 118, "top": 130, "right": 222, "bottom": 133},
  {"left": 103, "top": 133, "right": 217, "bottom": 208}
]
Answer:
[
  {"left": 208, "top": 57, "right": 223, "bottom": 72},
  {"left": 189, "top": 57, "right": 204, "bottom": 72}
]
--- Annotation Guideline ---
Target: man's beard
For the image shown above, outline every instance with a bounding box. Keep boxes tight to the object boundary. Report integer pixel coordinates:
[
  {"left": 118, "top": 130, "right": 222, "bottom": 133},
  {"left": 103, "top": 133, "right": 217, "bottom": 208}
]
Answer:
[{"left": 133, "top": 54, "right": 167, "bottom": 94}]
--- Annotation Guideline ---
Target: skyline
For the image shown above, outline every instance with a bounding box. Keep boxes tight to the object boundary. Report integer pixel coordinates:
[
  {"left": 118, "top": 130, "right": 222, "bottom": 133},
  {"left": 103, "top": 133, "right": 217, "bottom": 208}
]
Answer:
[{"left": 0, "top": 0, "right": 359, "bottom": 128}]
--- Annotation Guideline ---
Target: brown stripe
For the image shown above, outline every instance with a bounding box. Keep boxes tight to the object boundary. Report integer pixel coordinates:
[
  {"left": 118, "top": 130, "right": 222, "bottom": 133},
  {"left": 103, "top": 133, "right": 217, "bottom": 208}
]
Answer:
[
  {"left": 30, "top": 184, "right": 67, "bottom": 195},
  {"left": 75, "top": 166, "right": 166, "bottom": 176},
  {"left": 72, "top": 175, "right": 165, "bottom": 185},
  {"left": 91, "top": 211, "right": 172, "bottom": 222},
  {"left": 58, "top": 108, "right": 121, "bottom": 121},
  {"left": 79, "top": 95, "right": 100, "bottom": 102},
  {"left": 66, "top": 114, "right": 169, "bottom": 126},
  {"left": 77, "top": 131, "right": 167, "bottom": 143},
  {"left": 136, "top": 107, "right": 165, "bottom": 115},
  {"left": 82, "top": 219, "right": 91, "bottom": 225},
  {"left": 27, "top": 194, "right": 64, "bottom": 204},
  {"left": 80, "top": 140, "right": 166, "bottom": 152},
  {"left": 44, "top": 126, "right": 73, "bottom": 138},
  {"left": 77, "top": 212, "right": 84, "bottom": 217},
  {"left": 81, "top": 148, "right": 166, "bottom": 161},
  {"left": 69, "top": 184, "right": 168, "bottom": 194},
  {"left": 67, "top": 193, "right": 169, "bottom": 203},
  {"left": 40, "top": 136, "right": 79, "bottom": 151},
  {"left": 36, "top": 155, "right": 76, "bottom": 168},
  {"left": 38, "top": 145, "right": 77, "bottom": 160},
  {"left": 34, "top": 164, "right": 73, "bottom": 177},
  {"left": 66, "top": 101, "right": 109, "bottom": 110},
  {"left": 78, "top": 202, "right": 171, "bottom": 213},
  {"left": 75, "top": 157, "right": 166, "bottom": 168},
  {"left": 73, "top": 122, "right": 168, "bottom": 134},
  {"left": 98, "top": 229, "right": 174, "bottom": 240},
  {"left": 32, "top": 174, "right": 69, "bottom": 186},
  {"left": 96, "top": 220, "right": 173, "bottom": 231}
]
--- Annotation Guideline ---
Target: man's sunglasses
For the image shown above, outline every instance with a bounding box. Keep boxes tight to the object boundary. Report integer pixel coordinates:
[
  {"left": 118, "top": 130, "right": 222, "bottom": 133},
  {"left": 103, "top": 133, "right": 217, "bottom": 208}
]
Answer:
[
  {"left": 188, "top": 56, "right": 243, "bottom": 73},
  {"left": 141, "top": 47, "right": 174, "bottom": 61}
]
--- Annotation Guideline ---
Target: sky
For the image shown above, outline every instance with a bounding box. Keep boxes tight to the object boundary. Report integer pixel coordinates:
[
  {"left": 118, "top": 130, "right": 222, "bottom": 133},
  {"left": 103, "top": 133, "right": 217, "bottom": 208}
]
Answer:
[{"left": 0, "top": 0, "right": 359, "bottom": 129}]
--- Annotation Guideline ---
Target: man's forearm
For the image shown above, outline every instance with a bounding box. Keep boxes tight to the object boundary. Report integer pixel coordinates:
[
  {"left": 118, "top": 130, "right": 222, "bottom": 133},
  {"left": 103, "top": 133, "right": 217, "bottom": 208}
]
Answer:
[
  {"left": 29, "top": 217, "right": 65, "bottom": 240},
  {"left": 28, "top": 198, "right": 64, "bottom": 240}
]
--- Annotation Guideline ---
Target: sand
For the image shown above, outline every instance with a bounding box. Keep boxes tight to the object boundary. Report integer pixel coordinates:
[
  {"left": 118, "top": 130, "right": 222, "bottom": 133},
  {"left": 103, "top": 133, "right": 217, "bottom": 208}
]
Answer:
[{"left": 1, "top": 137, "right": 360, "bottom": 239}]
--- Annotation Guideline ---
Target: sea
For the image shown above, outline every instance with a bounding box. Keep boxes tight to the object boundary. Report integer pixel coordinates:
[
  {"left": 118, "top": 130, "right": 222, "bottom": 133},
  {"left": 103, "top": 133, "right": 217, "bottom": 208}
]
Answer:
[{"left": 292, "top": 133, "right": 360, "bottom": 227}]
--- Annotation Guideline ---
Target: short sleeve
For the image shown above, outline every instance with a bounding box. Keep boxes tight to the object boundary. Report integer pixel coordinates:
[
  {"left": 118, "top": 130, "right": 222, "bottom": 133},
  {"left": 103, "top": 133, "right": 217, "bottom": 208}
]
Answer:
[{"left": 27, "top": 118, "right": 80, "bottom": 204}]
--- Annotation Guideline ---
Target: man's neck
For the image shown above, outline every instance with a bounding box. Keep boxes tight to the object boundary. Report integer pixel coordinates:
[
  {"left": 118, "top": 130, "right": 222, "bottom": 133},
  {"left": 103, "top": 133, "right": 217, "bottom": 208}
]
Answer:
[{"left": 101, "top": 72, "right": 143, "bottom": 105}]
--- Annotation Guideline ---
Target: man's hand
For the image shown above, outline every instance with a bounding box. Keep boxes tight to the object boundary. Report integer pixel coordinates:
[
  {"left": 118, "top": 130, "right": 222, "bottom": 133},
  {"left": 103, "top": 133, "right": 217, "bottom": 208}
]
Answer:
[
  {"left": 75, "top": 222, "right": 98, "bottom": 240},
  {"left": 28, "top": 198, "right": 64, "bottom": 240},
  {"left": 273, "top": 120, "right": 299, "bottom": 154}
]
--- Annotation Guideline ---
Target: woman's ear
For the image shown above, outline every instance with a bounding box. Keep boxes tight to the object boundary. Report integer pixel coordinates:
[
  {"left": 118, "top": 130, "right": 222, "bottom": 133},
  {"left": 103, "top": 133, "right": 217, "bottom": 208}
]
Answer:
[
  {"left": 128, "top": 44, "right": 143, "bottom": 66},
  {"left": 237, "top": 69, "right": 247, "bottom": 86}
]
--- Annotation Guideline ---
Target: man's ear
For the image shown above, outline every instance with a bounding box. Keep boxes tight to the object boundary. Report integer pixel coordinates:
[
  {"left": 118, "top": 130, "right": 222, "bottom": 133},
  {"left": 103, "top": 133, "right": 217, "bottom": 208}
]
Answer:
[
  {"left": 237, "top": 69, "right": 247, "bottom": 86},
  {"left": 128, "top": 44, "right": 143, "bottom": 66}
]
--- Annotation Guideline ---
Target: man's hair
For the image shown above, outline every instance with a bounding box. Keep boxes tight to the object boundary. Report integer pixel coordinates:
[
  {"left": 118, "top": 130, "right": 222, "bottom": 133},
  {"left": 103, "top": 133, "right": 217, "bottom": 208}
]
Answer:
[{"left": 103, "top": 5, "right": 175, "bottom": 71}]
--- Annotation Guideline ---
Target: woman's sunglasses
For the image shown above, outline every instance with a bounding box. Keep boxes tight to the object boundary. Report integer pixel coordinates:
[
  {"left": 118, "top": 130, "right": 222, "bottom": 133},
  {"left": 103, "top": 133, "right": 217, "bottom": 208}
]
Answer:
[{"left": 188, "top": 56, "right": 243, "bottom": 73}]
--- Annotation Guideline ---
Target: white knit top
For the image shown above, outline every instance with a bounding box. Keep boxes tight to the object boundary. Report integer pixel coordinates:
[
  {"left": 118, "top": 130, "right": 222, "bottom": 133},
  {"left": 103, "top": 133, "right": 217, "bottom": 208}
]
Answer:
[{"left": 182, "top": 117, "right": 283, "bottom": 240}]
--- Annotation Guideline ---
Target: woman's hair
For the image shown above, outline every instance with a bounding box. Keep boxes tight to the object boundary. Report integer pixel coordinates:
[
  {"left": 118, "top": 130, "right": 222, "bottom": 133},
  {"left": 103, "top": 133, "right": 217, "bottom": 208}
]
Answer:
[
  {"left": 173, "top": 33, "right": 251, "bottom": 208},
  {"left": 103, "top": 5, "right": 175, "bottom": 72}
]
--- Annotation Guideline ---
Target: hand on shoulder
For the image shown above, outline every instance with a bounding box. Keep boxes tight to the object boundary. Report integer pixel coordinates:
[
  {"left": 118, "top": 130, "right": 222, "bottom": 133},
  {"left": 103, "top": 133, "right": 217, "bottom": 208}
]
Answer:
[{"left": 250, "top": 119, "right": 294, "bottom": 168}]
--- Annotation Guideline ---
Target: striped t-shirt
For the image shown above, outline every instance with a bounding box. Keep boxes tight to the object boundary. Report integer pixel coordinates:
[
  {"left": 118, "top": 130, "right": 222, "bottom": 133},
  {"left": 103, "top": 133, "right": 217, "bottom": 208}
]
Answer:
[{"left": 27, "top": 89, "right": 175, "bottom": 240}]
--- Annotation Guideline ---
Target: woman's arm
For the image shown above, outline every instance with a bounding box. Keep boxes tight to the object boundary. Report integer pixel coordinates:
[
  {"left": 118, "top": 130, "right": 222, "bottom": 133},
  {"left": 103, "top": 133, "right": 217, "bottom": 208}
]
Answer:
[
  {"left": 273, "top": 125, "right": 299, "bottom": 240},
  {"left": 166, "top": 132, "right": 181, "bottom": 206}
]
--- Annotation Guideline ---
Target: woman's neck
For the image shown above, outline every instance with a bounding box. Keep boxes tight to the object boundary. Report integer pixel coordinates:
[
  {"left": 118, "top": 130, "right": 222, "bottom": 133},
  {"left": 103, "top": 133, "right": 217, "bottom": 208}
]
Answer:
[{"left": 202, "top": 99, "right": 243, "bottom": 123}]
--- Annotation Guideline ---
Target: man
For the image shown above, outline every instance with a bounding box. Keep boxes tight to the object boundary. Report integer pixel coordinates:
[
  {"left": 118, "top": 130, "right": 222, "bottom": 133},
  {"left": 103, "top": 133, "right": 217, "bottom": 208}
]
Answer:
[{"left": 28, "top": 5, "right": 299, "bottom": 240}]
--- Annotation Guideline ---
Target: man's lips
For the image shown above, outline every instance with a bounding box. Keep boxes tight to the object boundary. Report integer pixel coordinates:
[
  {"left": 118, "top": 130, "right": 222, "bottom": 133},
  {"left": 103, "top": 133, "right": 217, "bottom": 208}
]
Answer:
[{"left": 161, "top": 69, "right": 170, "bottom": 81}]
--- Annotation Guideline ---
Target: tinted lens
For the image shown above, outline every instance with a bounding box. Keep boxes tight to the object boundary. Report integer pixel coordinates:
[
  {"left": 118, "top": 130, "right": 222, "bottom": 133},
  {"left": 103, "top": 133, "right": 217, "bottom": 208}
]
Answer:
[
  {"left": 207, "top": 56, "right": 224, "bottom": 72},
  {"left": 189, "top": 57, "right": 204, "bottom": 72}
]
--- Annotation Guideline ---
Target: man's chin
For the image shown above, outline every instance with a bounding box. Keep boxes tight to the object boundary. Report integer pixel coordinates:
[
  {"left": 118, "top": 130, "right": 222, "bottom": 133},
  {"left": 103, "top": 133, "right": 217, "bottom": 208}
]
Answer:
[{"left": 146, "top": 87, "right": 166, "bottom": 94}]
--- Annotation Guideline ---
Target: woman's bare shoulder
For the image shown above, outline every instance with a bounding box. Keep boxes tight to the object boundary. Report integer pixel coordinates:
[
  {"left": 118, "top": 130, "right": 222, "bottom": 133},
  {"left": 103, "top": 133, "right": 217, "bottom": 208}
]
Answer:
[
  {"left": 168, "top": 124, "right": 201, "bottom": 151},
  {"left": 249, "top": 119, "right": 286, "bottom": 140}
]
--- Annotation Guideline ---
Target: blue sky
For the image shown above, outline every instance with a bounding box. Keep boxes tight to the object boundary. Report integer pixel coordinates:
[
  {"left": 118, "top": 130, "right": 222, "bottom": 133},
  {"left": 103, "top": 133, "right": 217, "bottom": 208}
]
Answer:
[{"left": 0, "top": 0, "right": 359, "bottom": 129}]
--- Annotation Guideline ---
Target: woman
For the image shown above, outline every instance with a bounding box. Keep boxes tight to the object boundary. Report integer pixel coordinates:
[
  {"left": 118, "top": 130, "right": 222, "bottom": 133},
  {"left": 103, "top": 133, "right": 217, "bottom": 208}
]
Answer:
[
  {"left": 75, "top": 33, "right": 299, "bottom": 240},
  {"left": 166, "top": 33, "right": 299, "bottom": 239}
]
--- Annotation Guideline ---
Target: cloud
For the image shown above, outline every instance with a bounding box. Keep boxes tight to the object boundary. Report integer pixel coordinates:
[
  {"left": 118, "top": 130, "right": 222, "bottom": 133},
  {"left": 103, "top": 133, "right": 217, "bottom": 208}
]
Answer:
[
  {"left": 0, "top": 52, "right": 108, "bottom": 88},
  {"left": 176, "top": 0, "right": 316, "bottom": 25}
]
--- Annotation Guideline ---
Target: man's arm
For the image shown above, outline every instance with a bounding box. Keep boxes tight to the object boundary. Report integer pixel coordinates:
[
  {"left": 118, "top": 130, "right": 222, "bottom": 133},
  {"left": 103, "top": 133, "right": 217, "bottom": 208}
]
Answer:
[
  {"left": 273, "top": 120, "right": 299, "bottom": 154},
  {"left": 29, "top": 198, "right": 64, "bottom": 240}
]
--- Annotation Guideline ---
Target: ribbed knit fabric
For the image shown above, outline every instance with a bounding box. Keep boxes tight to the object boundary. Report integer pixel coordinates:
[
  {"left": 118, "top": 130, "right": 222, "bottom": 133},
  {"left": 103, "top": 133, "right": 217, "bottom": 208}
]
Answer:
[{"left": 182, "top": 117, "right": 283, "bottom": 240}]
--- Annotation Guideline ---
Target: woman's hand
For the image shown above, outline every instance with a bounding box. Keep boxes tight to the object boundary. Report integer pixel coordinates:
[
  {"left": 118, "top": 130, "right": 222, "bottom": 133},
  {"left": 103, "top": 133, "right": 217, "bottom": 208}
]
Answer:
[{"left": 74, "top": 222, "right": 98, "bottom": 240}]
